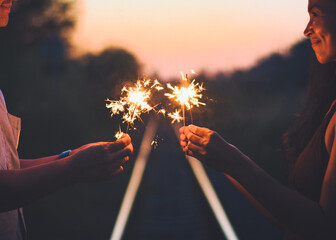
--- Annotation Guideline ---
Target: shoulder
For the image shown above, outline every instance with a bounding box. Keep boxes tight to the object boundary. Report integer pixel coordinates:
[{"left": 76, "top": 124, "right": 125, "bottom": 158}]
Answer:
[
  {"left": 0, "top": 90, "right": 6, "bottom": 112},
  {"left": 325, "top": 100, "right": 336, "bottom": 155}
]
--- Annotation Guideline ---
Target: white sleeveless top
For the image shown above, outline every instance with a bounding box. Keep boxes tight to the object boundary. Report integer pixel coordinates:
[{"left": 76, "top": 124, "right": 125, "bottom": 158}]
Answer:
[{"left": 0, "top": 90, "right": 26, "bottom": 240}]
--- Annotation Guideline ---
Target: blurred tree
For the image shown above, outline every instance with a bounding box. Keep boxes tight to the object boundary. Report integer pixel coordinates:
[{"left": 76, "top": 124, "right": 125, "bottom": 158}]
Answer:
[
  {"left": 76, "top": 47, "right": 141, "bottom": 143},
  {"left": 195, "top": 39, "right": 312, "bottom": 183},
  {"left": 3, "top": 0, "right": 75, "bottom": 46},
  {"left": 0, "top": 0, "right": 76, "bottom": 108},
  {"left": 83, "top": 47, "right": 140, "bottom": 99}
]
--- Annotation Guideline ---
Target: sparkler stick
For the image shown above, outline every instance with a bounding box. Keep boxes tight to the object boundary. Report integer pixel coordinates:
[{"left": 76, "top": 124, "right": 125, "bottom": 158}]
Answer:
[
  {"left": 182, "top": 105, "right": 186, "bottom": 126},
  {"left": 125, "top": 103, "right": 138, "bottom": 134}
]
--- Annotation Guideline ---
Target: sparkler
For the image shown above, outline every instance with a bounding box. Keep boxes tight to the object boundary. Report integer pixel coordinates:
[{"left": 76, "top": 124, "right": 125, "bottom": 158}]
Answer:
[
  {"left": 106, "top": 78, "right": 163, "bottom": 137},
  {"left": 165, "top": 70, "right": 206, "bottom": 125},
  {"left": 115, "top": 128, "right": 124, "bottom": 140},
  {"left": 167, "top": 110, "right": 183, "bottom": 123}
]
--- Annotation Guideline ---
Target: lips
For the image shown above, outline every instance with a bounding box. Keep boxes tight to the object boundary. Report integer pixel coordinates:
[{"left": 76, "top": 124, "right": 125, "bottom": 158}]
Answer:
[
  {"left": 310, "top": 38, "right": 321, "bottom": 48},
  {"left": 0, "top": 2, "right": 12, "bottom": 9}
]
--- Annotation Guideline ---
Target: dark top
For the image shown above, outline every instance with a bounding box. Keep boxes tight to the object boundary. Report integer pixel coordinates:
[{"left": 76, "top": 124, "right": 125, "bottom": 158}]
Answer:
[
  {"left": 290, "top": 100, "right": 336, "bottom": 202},
  {"left": 284, "top": 101, "right": 336, "bottom": 240}
]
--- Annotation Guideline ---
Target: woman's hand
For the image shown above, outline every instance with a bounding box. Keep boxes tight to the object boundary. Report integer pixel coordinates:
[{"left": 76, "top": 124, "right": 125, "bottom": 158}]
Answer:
[
  {"left": 66, "top": 134, "right": 133, "bottom": 183},
  {"left": 180, "top": 125, "right": 248, "bottom": 173}
]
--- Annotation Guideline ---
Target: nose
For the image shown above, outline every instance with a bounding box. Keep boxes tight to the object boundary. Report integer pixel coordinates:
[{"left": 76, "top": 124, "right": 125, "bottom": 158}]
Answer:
[{"left": 304, "top": 20, "right": 313, "bottom": 37}]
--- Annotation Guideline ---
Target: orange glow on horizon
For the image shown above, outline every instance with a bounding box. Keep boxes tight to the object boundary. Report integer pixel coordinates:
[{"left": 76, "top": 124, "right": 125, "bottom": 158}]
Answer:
[{"left": 72, "top": 0, "right": 308, "bottom": 79}]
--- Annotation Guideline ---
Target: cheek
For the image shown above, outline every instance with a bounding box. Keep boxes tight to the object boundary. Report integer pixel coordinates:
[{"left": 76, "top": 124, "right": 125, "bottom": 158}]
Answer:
[{"left": 326, "top": 23, "right": 336, "bottom": 59}]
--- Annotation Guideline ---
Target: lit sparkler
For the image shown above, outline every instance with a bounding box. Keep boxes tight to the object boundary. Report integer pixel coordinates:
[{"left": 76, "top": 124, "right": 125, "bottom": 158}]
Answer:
[
  {"left": 106, "top": 78, "right": 163, "bottom": 135},
  {"left": 167, "top": 110, "right": 183, "bottom": 123},
  {"left": 165, "top": 70, "right": 206, "bottom": 125},
  {"left": 115, "top": 127, "right": 124, "bottom": 140}
]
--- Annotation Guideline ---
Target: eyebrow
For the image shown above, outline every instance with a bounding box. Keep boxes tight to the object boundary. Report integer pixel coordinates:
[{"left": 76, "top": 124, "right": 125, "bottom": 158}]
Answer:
[{"left": 308, "top": 4, "right": 322, "bottom": 12}]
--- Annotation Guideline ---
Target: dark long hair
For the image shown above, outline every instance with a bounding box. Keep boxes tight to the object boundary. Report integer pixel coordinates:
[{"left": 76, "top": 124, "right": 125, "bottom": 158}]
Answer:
[{"left": 282, "top": 54, "right": 336, "bottom": 173}]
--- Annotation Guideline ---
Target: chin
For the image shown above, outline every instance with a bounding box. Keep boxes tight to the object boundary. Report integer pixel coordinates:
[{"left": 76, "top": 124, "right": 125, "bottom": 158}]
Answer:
[
  {"left": 0, "top": 17, "right": 9, "bottom": 27},
  {"left": 316, "top": 54, "right": 331, "bottom": 64}
]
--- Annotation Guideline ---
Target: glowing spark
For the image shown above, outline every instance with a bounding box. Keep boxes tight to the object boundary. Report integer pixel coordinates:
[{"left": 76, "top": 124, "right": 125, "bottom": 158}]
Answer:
[
  {"left": 191, "top": 69, "right": 199, "bottom": 75},
  {"left": 158, "top": 109, "right": 166, "bottom": 115},
  {"left": 168, "top": 110, "right": 183, "bottom": 123},
  {"left": 165, "top": 70, "right": 206, "bottom": 125},
  {"left": 180, "top": 71, "right": 187, "bottom": 81},
  {"left": 165, "top": 80, "right": 205, "bottom": 111},
  {"left": 151, "top": 140, "right": 158, "bottom": 149},
  {"left": 106, "top": 79, "right": 159, "bottom": 131},
  {"left": 151, "top": 79, "right": 164, "bottom": 91},
  {"left": 115, "top": 129, "right": 124, "bottom": 140}
]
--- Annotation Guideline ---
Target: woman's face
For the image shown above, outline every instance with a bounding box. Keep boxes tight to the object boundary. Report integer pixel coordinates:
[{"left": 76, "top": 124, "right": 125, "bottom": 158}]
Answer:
[
  {"left": 0, "top": 0, "right": 14, "bottom": 27},
  {"left": 304, "top": 0, "right": 336, "bottom": 63}
]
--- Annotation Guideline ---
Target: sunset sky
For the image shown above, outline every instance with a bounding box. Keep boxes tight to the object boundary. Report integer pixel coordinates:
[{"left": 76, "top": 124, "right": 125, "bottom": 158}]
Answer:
[{"left": 72, "top": 0, "right": 308, "bottom": 79}]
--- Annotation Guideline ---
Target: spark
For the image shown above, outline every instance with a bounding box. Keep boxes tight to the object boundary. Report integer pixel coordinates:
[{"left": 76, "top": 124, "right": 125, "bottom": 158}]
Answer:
[
  {"left": 106, "top": 78, "right": 163, "bottom": 132},
  {"left": 151, "top": 79, "right": 164, "bottom": 91},
  {"left": 158, "top": 109, "right": 166, "bottom": 115},
  {"left": 165, "top": 70, "right": 206, "bottom": 124},
  {"left": 115, "top": 129, "right": 124, "bottom": 140},
  {"left": 151, "top": 140, "right": 158, "bottom": 149},
  {"left": 165, "top": 80, "right": 205, "bottom": 111},
  {"left": 167, "top": 110, "right": 183, "bottom": 123},
  {"left": 191, "top": 69, "right": 199, "bottom": 75}
]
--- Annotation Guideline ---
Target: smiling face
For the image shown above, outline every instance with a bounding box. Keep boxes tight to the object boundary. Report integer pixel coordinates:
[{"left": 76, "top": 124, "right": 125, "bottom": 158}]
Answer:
[
  {"left": 304, "top": 0, "right": 336, "bottom": 63},
  {"left": 0, "top": 0, "right": 14, "bottom": 27}
]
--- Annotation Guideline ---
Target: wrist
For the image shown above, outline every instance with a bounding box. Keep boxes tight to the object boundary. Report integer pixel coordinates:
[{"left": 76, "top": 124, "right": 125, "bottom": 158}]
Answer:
[
  {"left": 57, "top": 150, "right": 72, "bottom": 160},
  {"left": 60, "top": 154, "right": 80, "bottom": 185},
  {"left": 224, "top": 144, "right": 252, "bottom": 177},
  {"left": 227, "top": 153, "right": 255, "bottom": 181}
]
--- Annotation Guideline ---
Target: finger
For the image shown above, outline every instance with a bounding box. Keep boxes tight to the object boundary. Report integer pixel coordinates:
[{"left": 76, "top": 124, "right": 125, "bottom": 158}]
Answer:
[
  {"left": 110, "top": 144, "right": 133, "bottom": 161},
  {"left": 114, "top": 156, "right": 130, "bottom": 166},
  {"left": 108, "top": 136, "right": 131, "bottom": 152},
  {"left": 184, "top": 147, "right": 205, "bottom": 162},
  {"left": 119, "top": 134, "right": 130, "bottom": 140},
  {"left": 122, "top": 156, "right": 129, "bottom": 164},
  {"left": 104, "top": 157, "right": 127, "bottom": 174},
  {"left": 116, "top": 134, "right": 131, "bottom": 146},
  {"left": 185, "top": 149, "right": 195, "bottom": 157},
  {"left": 112, "top": 166, "right": 124, "bottom": 175},
  {"left": 188, "top": 124, "right": 209, "bottom": 137},
  {"left": 180, "top": 140, "right": 187, "bottom": 147},
  {"left": 187, "top": 142, "right": 205, "bottom": 157},
  {"left": 182, "top": 145, "right": 188, "bottom": 152},
  {"left": 106, "top": 166, "right": 124, "bottom": 179},
  {"left": 179, "top": 126, "right": 186, "bottom": 134},
  {"left": 180, "top": 133, "right": 187, "bottom": 141},
  {"left": 184, "top": 126, "right": 191, "bottom": 136},
  {"left": 187, "top": 132, "right": 204, "bottom": 147},
  {"left": 185, "top": 149, "right": 198, "bottom": 159}
]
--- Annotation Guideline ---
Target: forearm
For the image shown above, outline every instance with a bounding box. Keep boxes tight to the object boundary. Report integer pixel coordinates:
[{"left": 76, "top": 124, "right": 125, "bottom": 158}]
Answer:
[
  {"left": 228, "top": 157, "right": 334, "bottom": 238},
  {"left": 181, "top": 125, "right": 335, "bottom": 237},
  {"left": 225, "top": 174, "right": 284, "bottom": 229},
  {"left": 20, "top": 155, "right": 59, "bottom": 168},
  {"left": 0, "top": 158, "right": 74, "bottom": 212}
]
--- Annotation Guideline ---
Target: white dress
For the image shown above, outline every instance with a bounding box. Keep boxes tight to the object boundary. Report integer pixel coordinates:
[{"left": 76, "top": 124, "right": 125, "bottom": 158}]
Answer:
[{"left": 0, "top": 90, "right": 26, "bottom": 240}]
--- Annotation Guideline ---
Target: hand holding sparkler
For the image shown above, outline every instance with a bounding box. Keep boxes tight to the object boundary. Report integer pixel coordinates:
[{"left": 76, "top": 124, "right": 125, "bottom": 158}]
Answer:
[
  {"left": 67, "top": 134, "right": 133, "bottom": 182},
  {"left": 180, "top": 125, "right": 242, "bottom": 173}
]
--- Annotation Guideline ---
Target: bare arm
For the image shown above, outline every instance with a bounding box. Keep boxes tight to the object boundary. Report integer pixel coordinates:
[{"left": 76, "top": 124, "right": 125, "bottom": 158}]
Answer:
[
  {"left": 180, "top": 125, "right": 336, "bottom": 239},
  {"left": 20, "top": 155, "right": 59, "bottom": 168},
  {"left": 0, "top": 135, "right": 133, "bottom": 213},
  {"left": 0, "top": 157, "right": 72, "bottom": 212},
  {"left": 224, "top": 173, "right": 284, "bottom": 229}
]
